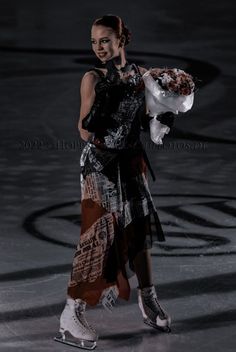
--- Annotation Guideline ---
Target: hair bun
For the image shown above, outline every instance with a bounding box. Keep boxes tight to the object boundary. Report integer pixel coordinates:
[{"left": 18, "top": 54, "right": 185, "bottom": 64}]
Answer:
[{"left": 122, "top": 25, "right": 131, "bottom": 46}]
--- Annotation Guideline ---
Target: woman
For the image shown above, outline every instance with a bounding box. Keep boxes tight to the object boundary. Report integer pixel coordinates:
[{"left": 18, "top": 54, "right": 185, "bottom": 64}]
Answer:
[{"left": 55, "top": 14, "right": 171, "bottom": 350}]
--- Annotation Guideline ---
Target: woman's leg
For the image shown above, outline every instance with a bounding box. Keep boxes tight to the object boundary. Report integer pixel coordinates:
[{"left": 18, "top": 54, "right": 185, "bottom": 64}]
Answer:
[
  {"left": 133, "top": 248, "right": 153, "bottom": 289},
  {"left": 133, "top": 248, "right": 171, "bottom": 332}
]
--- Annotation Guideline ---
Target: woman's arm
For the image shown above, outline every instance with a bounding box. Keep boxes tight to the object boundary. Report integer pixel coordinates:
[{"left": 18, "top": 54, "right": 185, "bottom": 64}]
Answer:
[
  {"left": 138, "top": 66, "right": 148, "bottom": 76},
  {"left": 139, "top": 66, "right": 163, "bottom": 79},
  {"left": 78, "top": 71, "right": 100, "bottom": 141}
]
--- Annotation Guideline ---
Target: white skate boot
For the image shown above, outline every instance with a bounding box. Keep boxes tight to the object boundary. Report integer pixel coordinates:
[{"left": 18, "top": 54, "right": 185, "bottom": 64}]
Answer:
[
  {"left": 54, "top": 297, "right": 98, "bottom": 350},
  {"left": 137, "top": 285, "right": 171, "bottom": 333}
]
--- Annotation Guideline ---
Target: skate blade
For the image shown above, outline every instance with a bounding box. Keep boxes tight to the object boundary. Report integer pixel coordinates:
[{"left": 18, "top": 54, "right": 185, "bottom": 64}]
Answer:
[
  {"left": 144, "top": 318, "right": 171, "bottom": 333},
  {"left": 54, "top": 332, "right": 97, "bottom": 350}
]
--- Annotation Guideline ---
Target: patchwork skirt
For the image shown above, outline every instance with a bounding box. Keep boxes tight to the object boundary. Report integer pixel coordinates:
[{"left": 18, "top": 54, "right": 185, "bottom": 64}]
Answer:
[{"left": 67, "top": 141, "right": 165, "bottom": 306}]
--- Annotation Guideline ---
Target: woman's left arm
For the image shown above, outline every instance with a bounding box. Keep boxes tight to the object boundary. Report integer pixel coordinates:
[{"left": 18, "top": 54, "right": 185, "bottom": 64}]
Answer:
[{"left": 138, "top": 66, "right": 148, "bottom": 76}]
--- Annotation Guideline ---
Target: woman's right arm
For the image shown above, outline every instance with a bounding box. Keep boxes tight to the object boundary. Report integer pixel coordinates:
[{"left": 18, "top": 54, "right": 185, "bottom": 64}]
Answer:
[{"left": 78, "top": 71, "right": 100, "bottom": 141}]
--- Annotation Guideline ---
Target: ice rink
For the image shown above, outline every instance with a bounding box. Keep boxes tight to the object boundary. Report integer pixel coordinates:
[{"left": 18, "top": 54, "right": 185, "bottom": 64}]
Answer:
[{"left": 0, "top": 1, "right": 235, "bottom": 351}]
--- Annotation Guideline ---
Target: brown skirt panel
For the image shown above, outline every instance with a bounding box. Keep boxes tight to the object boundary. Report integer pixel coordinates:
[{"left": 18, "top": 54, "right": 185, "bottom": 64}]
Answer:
[{"left": 67, "top": 149, "right": 158, "bottom": 306}]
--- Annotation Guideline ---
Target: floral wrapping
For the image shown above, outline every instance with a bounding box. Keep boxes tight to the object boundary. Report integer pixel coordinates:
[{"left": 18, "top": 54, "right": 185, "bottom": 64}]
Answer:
[{"left": 142, "top": 69, "right": 195, "bottom": 144}]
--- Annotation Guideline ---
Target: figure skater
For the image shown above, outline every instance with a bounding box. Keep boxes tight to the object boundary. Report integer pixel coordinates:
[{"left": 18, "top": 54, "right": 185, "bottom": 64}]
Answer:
[{"left": 55, "top": 14, "right": 173, "bottom": 350}]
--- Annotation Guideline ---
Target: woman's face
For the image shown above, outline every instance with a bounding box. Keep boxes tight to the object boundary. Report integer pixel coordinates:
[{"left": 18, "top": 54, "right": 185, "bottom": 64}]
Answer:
[{"left": 91, "top": 25, "right": 122, "bottom": 63}]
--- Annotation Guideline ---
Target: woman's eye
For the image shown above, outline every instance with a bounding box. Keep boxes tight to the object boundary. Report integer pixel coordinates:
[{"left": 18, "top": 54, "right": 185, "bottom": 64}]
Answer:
[{"left": 91, "top": 39, "right": 109, "bottom": 45}]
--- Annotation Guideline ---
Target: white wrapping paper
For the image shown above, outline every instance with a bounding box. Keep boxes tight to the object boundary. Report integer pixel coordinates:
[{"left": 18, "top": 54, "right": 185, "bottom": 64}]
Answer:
[
  {"left": 142, "top": 70, "right": 194, "bottom": 144},
  {"left": 149, "top": 118, "right": 170, "bottom": 145}
]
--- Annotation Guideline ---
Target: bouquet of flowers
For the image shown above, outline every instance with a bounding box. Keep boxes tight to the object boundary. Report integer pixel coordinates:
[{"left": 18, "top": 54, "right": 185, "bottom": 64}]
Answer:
[
  {"left": 142, "top": 67, "right": 195, "bottom": 144},
  {"left": 149, "top": 67, "right": 195, "bottom": 96}
]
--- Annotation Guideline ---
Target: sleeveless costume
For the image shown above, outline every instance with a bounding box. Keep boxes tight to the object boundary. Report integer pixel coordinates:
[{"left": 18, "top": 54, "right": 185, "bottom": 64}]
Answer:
[{"left": 67, "top": 62, "right": 166, "bottom": 306}]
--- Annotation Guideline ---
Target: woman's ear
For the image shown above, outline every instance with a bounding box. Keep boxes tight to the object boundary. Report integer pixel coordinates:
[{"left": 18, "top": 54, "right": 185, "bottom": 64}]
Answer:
[{"left": 119, "top": 34, "right": 126, "bottom": 47}]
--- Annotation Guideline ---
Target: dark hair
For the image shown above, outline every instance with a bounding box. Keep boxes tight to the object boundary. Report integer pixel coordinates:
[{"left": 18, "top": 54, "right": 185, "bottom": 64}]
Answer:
[{"left": 92, "top": 14, "right": 131, "bottom": 46}]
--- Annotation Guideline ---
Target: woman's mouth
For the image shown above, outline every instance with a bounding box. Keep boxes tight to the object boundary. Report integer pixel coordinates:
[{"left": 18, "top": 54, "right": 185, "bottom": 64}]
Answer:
[{"left": 98, "top": 52, "right": 107, "bottom": 58}]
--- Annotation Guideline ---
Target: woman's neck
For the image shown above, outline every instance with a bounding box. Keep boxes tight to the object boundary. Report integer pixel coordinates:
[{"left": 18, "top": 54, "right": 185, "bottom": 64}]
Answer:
[{"left": 113, "top": 50, "right": 127, "bottom": 69}]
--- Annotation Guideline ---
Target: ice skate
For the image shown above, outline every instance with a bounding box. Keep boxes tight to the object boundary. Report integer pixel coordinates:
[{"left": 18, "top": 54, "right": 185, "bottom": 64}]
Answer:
[
  {"left": 137, "top": 285, "right": 171, "bottom": 333},
  {"left": 54, "top": 297, "right": 98, "bottom": 350}
]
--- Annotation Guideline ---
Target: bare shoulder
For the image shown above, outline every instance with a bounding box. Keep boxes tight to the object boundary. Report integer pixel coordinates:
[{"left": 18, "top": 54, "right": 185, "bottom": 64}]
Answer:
[
  {"left": 81, "top": 70, "right": 100, "bottom": 83},
  {"left": 80, "top": 70, "right": 100, "bottom": 91}
]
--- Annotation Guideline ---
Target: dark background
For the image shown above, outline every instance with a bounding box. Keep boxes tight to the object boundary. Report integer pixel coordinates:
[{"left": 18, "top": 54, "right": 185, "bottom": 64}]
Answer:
[{"left": 0, "top": 1, "right": 235, "bottom": 351}]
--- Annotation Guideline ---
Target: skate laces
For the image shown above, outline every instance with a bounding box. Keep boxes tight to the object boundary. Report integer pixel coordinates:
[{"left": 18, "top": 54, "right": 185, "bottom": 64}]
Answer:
[
  {"left": 74, "top": 300, "right": 96, "bottom": 333},
  {"left": 75, "top": 299, "right": 86, "bottom": 313},
  {"left": 142, "top": 287, "right": 167, "bottom": 319}
]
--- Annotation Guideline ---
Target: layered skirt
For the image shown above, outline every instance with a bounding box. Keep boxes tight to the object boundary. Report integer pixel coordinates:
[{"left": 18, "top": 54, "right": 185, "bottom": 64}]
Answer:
[{"left": 67, "top": 141, "right": 165, "bottom": 306}]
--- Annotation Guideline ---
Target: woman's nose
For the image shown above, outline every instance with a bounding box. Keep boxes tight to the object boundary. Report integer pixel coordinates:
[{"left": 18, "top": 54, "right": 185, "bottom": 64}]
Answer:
[{"left": 97, "top": 42, "right": 103, "bottom": 50}]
